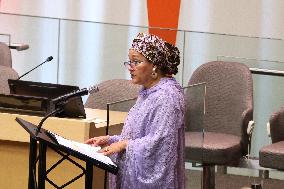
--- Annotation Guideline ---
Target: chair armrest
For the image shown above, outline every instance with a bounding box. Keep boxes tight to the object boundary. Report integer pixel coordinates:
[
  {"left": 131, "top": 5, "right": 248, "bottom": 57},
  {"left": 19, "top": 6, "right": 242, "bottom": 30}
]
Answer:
[
  {"left": 242, "top": 107, "right": 253, "bottom": 134},
  {"left": 247, "top": 120, "right": 255, "bottom": 136},
  {"left": 266, "top": 122, "right": 271, "bottom": 137},
  {"left": 241, "top": 107, "right": 253, "bottom": 155}
]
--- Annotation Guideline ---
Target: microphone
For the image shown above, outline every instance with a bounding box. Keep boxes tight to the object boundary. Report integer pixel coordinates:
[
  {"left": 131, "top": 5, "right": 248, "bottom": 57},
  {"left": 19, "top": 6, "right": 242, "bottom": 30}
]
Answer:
[
  {"left": 17, "top": 56, "right": 53, "bottom": 80},
  {"left": 8, "top": 43, "right": 29, "bottom": 51},
  {"left": 51, "top": 85, "right": 99, "bottom": 104}
]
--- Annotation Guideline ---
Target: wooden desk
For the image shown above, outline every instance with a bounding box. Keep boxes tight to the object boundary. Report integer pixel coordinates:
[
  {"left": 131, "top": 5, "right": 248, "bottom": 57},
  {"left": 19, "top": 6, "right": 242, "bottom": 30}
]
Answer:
[{"left": 0, "top": 108, "right": 127, "bottom": 189}]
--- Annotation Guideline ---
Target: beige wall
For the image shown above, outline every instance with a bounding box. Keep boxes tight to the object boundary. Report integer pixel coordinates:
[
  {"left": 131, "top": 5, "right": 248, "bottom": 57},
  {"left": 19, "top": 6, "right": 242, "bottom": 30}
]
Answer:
[{"left": 1, "top": 0, "right": 284, "bottom": 39}]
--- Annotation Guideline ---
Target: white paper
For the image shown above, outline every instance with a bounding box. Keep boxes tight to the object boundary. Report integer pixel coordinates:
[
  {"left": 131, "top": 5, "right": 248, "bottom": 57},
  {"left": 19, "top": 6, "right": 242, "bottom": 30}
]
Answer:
[{"left": 49, "top": 132, "right": 116, "bottom": 167}]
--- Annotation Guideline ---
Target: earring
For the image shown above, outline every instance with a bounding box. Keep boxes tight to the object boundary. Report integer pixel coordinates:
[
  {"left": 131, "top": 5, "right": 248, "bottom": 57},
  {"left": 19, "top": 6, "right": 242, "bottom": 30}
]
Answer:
[{"left": 151, "top": 67, "right": 158, "bottom": 79}]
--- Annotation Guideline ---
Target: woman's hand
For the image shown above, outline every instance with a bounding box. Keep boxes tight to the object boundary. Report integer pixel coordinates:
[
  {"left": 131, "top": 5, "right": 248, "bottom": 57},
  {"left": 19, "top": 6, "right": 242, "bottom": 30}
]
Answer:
[
  {"left": 99, "top": 140, "right": 129, "bottom": 156},
  {"left": 85, "top": 135, "right": 110, "bottom": 147}
]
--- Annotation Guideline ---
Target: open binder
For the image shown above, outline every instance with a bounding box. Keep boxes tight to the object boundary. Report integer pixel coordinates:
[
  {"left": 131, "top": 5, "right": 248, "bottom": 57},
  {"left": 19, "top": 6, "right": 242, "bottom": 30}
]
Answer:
[{"left": 47, "top": 131, "right": 118, "bottom": 172}]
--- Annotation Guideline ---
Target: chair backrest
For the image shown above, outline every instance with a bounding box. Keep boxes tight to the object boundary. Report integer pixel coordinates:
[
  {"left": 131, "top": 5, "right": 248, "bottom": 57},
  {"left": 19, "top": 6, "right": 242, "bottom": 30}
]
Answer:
[
  {"left": 269, "top": 106, "right": 284, "bottom": 143},
  {"left": 84, "top": 79, "right": 140, "bottom": 112},
  {"left": 0, "top": 65, "right": 19, "bottom": 94},
  {"left": 0, "top": 42, "right": 12, "bottom": 67},
  {"left": 186, "top": 61, "right": 253, "bottom": 152}
]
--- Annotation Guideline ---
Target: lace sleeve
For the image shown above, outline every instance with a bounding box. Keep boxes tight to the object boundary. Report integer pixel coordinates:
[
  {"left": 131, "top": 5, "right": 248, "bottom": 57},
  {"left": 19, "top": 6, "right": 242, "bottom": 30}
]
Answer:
[{"left": 108, "top": 135, "right": 121, "bottom": 144}]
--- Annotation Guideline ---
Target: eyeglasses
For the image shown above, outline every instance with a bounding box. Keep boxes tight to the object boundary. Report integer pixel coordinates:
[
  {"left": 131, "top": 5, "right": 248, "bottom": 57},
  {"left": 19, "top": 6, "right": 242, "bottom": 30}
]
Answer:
[{"left": 123, "top": 60, "right": 144, "bottom": 68}]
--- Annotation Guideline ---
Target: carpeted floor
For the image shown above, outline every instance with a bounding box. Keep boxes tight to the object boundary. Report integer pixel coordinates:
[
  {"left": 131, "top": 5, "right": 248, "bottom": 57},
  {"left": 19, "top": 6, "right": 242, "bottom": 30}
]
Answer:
[{"left": 185, "top": 169, "right": 284, "bottom": 189}]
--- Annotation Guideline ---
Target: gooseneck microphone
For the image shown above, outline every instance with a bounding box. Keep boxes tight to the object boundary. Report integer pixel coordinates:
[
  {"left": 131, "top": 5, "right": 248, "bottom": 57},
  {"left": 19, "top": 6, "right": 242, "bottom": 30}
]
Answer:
[
  {"left": 51, "top": 85, "right": 99, "bottom": 104},
  {"left": 52, "top": 88, "right": 89, "bottom": 103},
  {"left": 17, "top": 56, "right": 53, "bottom": 80}
]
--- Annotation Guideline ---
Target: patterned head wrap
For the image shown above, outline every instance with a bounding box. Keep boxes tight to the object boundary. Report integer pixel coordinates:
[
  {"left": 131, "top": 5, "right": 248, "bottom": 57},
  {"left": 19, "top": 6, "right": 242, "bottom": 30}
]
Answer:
[{"left": 131, "top": 33, "right": 180, "bottom": 75}]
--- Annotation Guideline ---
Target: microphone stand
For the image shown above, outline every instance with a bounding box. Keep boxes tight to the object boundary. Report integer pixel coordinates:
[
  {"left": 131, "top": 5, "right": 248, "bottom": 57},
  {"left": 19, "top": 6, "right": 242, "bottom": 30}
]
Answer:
[
  {"left": 28, "top": 91, "right": 89, "bottom": 189},
  {"left": 35, "top": 86, "right": 91, "bottom": 135},
  {"left": 25, "top": 101, "right": 63, "bottom": 189},
  {"left": 35, "top": 100, "right": 67, "bottom": 136},
  {"left": 29, "top": 99, "right": 67, "bottom": 188},
  {"left": 35, "top": 107, "right": 63, "bottom": 136}
]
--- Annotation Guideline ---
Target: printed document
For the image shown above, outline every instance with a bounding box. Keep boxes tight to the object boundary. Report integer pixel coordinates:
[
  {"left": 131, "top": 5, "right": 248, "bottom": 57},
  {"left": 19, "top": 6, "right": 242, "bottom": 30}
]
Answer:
[{"left": 49, "top": 132, "right": 116, "bottom": 167}]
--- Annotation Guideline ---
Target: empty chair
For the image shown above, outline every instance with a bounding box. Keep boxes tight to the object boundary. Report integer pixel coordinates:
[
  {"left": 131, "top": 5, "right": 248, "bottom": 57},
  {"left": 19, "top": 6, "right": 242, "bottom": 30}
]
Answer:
[
  {"left": 259, "top": 106, "right": 284, "bottom": 170},
  {"left": 0, "top": 65, "right": 19, "bottom": 94},
  {"left": 0, "top": 42, "right": 12, "bottom": 67},
  {"left": 184, "top": 61, "right": 254, "bottom": 189},
  {"left": 85, "top": 79, "right": 140, "bottom": 112}
]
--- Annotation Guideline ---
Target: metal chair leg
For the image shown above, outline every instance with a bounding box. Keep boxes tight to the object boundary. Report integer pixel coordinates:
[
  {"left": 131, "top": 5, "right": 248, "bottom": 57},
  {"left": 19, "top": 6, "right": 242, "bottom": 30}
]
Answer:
[{"left": 202, "top": 165, "right": 215, "bottom": 189}]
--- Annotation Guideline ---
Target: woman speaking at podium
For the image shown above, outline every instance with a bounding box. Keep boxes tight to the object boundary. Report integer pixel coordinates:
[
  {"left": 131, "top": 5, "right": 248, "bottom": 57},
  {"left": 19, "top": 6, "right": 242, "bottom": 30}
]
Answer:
[{"left": 85, "top": 33, "right": 185, "bottom": 189}]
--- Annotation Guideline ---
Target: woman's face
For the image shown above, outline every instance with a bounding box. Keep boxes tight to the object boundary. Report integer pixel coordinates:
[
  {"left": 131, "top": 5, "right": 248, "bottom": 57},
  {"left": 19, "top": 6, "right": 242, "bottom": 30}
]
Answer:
[{"left": 127, "top": 49, "right": 156, "bottom": 88}]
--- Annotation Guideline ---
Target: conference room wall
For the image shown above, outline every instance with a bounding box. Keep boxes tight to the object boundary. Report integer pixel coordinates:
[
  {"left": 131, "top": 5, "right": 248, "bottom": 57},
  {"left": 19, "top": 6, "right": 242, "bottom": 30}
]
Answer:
[
  {"left": 0, "top": 14, "right": 59, "bottom": 83},
  {"left": 1, "top": 15, "right": 283, "bottom": 87},
  {"left": 1, "top": 0, "right": 284, "bottom": 39},
  {"left": 0, "top": 14, "right": 185, "bottom": 87},
  {"left": 58, "top": 20, "right": 185, "bottom": 88},
  {"left": 1, "top": 0, "right": 284, "bottom": 86},
  {"left": 1, "top": 0, "right": 284, "bottom": 165}
]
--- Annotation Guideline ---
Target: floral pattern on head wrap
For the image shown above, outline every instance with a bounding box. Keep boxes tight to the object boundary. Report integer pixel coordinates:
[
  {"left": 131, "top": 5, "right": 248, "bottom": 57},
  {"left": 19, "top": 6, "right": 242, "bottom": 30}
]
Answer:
[{"left": 131, "top": 33, "right": 180, "bottom": 75}]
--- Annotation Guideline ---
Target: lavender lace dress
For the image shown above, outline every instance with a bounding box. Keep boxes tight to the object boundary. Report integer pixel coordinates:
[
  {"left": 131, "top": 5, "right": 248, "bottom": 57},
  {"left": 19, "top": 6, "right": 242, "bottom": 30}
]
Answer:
[{"left": 108, "top": 77, "right": 185, "bottom": 189}]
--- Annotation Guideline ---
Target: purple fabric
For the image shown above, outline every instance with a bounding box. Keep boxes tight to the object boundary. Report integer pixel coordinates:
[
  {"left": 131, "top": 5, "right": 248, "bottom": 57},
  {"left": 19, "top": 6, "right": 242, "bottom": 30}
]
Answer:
[{"left": 108, "top": 77, "right": 185, "bottom": 189}]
